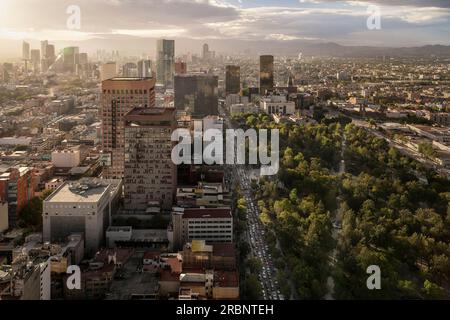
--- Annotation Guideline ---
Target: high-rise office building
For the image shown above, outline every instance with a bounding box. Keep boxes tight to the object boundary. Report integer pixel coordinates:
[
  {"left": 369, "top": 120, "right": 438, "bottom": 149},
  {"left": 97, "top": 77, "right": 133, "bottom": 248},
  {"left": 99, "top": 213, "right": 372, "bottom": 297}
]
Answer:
[
  {"left": 260, "top": 55, "right": 274, "bottom": 95},
  {"left": 225, "top": 65, "right": 240, "bottom": 95},
  {"left": 46, "top": 44, "right": 55, "bottom": 60},
  {"left": 63, "top": 47, "right": 79, "bottom": 73},
  {"left": 174, "top": 74, "right": 219, "bottom": 117},
  {"left": 100, "top": 62, "right": 117, "bottom": 81},
  {"left": 122, "top": 62, "right": 138, "bottom": 77},
  {"left": 41, "top": 44, "right": 56, "bottom": 72},
  {"left": 30, "top": 49, "right": 41, "bottom": 73},
  {"left": 78, "top": 53, "right": 88, "bottom": 65},
  {"left": 156, "top": 39, "right": 175, "bottom": 88},
  {"left": 101, "top": 77, "right": 156, "bottom": 179},
  {"left": 203, "top": 43, "right": 209, "bottom": 60},
  {"left": 137, "top": 59, "right": 152, "bottom": 78},
  {"left": 123, "top": 108, "right": 177, "bottom": 211},
  {"left": 41, "top": 40, "right": 48, "bottom": 59},
  {"left": 22, "top": 41, "right": 30, "bottom": 60}
]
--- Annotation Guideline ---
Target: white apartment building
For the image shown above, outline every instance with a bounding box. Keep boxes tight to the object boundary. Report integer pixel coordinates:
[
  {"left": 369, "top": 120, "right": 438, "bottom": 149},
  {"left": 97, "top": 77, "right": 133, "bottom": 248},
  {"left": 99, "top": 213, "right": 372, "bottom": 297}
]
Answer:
[
  {"left": 51, "top": 149, "right": 81, "bottom": 168},
  {"left": 170, "top": 207, "right": 233, "bottom": 250},
  {"left": 261, "top": 95, "right": 296, "bottom": 116}
]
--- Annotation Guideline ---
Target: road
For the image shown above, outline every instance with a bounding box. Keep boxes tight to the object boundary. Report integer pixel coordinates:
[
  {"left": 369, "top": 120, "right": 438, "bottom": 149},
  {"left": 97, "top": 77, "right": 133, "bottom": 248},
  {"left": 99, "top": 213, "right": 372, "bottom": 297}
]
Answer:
[
  {"left": 233, "top": 165, "right": 283, "bottom": 301},
  {"left": 324, "top": 130, "right": 346, "bottom": 300},
  {"left": 220, "top": 107, "right": 283, "bottom": 300}
]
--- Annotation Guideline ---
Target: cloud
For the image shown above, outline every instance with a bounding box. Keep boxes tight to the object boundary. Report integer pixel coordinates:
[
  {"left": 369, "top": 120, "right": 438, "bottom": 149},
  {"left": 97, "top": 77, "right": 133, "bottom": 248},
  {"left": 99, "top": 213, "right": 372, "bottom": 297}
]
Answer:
[
  {"left": 299, "top": 0, "right": 450, "bottom": 8},
  {"left": 0, "top": 0, "right": 448, "bottom": 46}
]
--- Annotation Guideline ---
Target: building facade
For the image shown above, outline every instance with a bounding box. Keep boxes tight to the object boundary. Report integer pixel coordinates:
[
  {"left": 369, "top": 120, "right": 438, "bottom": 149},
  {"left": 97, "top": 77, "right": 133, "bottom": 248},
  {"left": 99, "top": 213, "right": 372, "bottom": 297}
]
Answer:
[
  {"left": 156, "top": 39, "right": 175, "bottom": 88},
  {"left": 174, "top": 74, "right": 219, "bottom": 117},
  {"left": 101, "top": 77, "right": 156, "bottom": 179},
  {"left": 123, "top": 108, "right": 177, "bottom": 212},
  {"left": 170, "top": 208, "right": 233, "bottom": 250},
  {"left": 225, "top": 65, "right": 240, "bottom": 95},
  {"left": 260, "top": 55, "right": 274, "bottom": 95},
  {"left": 43, "top": 179, "right": 122, "bottom": 256}
]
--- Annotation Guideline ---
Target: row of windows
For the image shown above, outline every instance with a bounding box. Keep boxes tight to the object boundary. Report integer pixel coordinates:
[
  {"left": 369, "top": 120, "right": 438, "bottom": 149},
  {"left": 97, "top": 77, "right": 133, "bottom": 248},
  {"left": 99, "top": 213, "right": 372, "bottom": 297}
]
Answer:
[
  {"left": 187, "top": 220, "right": 231, "bottom": 224},
  {"left": 103, "top": 89, "right": 152, "bottom": 94},
  {"left": 46, "top": 204, "right": 96, "bottom": 209}
]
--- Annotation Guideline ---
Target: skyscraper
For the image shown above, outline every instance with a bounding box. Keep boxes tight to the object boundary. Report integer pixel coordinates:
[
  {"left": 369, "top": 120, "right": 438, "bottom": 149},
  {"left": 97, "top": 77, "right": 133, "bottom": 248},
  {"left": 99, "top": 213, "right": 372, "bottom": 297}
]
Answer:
[
  {"left": 137, "top": 59, "right": 152, "bottom": 78},
  {"left": 63, "top": 47, "right": 79, "bottom": 73},
  {"left": 122, "top": 62, "right": 138, "bottom": 77},
  {"left": 260, "top": 55, "right": 274, "bottom": 95},
  {"left": 22, "top": 41, "right": 30, "bottom": 60},
  {"left": 101, "top": 77, "right": 156, "bottom": 179},
  {"left": 100, "top": 62, "right": 117, "bottom": 81},
  {"left": 30, "top": 49, "right": 41, "bottom": 73},
  {"left": 174, "top": 73, "right": 219, "bottom": 117},
  {"left": 156, "top": 39, "right": 175, "bottom": 88},
  {"left": 203, "top": 43, "right": 209, "bottom": 60},
  {"left": 225, "top": 65, "right": 241, "bottom": 95},
  {"left": 41, "top": 40, "right": 48, "bottom": 59},
  {"left": 123, "top": 107, "right": 177, "bottom": 211}
]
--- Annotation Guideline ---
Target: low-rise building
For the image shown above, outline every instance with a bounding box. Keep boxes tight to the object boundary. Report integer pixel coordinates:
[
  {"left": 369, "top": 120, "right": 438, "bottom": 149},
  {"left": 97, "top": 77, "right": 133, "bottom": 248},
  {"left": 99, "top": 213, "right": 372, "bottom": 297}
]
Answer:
[
  {"left": 261, "top": 95, "right": 296, "bottom": 116},
  {"left": 43, "top": 178, "right": 122, "bottom": 256},
  {"left": 170, "top": 208, "right": 233, "bottom": 250}
]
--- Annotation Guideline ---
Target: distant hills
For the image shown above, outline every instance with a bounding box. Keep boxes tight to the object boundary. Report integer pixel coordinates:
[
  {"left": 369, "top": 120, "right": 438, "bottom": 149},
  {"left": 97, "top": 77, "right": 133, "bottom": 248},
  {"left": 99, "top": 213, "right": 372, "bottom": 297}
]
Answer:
[{"left": 1, "top": 36, "right": 449, "bottom": 61}]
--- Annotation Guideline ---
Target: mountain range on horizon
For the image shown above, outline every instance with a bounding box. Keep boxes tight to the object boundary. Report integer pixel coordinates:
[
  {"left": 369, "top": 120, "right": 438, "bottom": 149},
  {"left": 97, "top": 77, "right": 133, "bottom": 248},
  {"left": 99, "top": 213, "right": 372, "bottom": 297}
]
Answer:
[{"left": 1, "top": 37, "right": 449, "bottom": 61}]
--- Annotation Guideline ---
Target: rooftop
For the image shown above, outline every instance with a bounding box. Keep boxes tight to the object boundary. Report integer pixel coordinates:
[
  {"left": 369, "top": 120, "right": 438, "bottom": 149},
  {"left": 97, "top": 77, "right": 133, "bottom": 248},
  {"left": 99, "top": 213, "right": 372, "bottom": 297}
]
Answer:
[
  {"left": 45, "top": 179, "right": 111, "bottom": 204},
  {"left": 182, "top": 208, "right": 232, "bottom": 219}
]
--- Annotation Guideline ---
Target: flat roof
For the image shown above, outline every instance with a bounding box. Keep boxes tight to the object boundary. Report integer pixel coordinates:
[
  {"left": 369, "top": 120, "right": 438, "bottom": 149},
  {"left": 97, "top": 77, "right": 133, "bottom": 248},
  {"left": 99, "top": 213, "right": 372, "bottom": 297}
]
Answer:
[
  {"left": 125, "top": 107, "right": 176, "bottom": 121},
  {"left": 108, "top": 77, "right": 153, "bottom": 81},
  {"left": 183, "top": 208, "right": 231, "bottom": 219},
  {"left": 45, "top": 180, "right": 111, "bottom": 204}
]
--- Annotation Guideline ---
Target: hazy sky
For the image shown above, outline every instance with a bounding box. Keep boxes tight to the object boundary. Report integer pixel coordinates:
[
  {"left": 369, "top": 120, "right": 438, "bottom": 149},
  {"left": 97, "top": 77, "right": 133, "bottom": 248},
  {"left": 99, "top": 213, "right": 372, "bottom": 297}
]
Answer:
[{"left": 0, "top": 0, "right": 449, "bottom": 47}]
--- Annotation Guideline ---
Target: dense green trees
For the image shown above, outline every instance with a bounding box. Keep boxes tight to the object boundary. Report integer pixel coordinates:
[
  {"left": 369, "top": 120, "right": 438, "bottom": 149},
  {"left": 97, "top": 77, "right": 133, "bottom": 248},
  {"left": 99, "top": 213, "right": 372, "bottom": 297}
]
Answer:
[
  {"left": 233, "top": 113, "right": 450, "bottom": 299},
  {"left": 233, "top": 113, "right": 340, "bottom": 299},
  {"left": 334, "top": 124, "right": 450, "bottom": 299}
]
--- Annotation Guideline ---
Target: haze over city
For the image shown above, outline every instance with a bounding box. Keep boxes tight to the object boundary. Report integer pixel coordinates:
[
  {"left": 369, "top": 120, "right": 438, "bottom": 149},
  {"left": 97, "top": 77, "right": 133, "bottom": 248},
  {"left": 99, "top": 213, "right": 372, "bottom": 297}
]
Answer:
[{"left": 0, "top": 0, "right": 449, "bottom": 59}]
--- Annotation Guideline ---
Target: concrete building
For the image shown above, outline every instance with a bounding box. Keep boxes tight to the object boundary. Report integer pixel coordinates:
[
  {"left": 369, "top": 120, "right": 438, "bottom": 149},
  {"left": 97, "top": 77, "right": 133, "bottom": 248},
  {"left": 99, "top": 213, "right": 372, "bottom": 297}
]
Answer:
[
  {"left": 0, "top": 202, "right": 8, "bottom": 233},
  {"left": 122, "top": 62, "right": 138, "bottom": 77},
  {"left": 22, "top": 41, "right": 30, "bottom": 60},
  {"left": 45, "top": 178, "right": 65, "bottom": 191},
  {"left": 137, "top": 60, "right": 152, "bottom": 78},
  {"left": 100, "top": 62, "right": 117, "bottom": 81},
  {"left": 174, "top": 74, "right": 219, "bottom": 117},
  {"left": 431, "top": 113, "right": 450, "bottom": 126},
  {"left": 43, "top": 178, "right": 122, "bottom": 256},
  {"left": 175, "top": 61, "right": 187, "bottom": 75},
  {"left": 229, "top": 103, "right": 259, "bottom": 115},
  {"left": 63, "top": 46, "right": 79, "bottom": 73},
  {"left": 123, "top": 107, "right": 177, "bottom": 212},
  {"left": 260, "top": 55, "right": 274, "bottom": 95},
  {"left": 156, "top": 39, "right": 175, "bottom": 88},
  {"left": 51, "top": 148, "right": 81, "bottom": 168},
  {"left": 0, "top": 167, "right": 35, "bottom": 227},
  {"left": 225, "top": 65, "right": 240, "bottom": 95},
  {"left": 261, "top": 95, "right": 296, "bottom": 116},
  {"left": 101, "top": 77, "right": 156, "bottom": 179},
  {"left": 30, "top": 49, "right": 41, "bottom": 73},
  {"left": 170, "top": 208, "right": 233, "bottom": 250}
]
